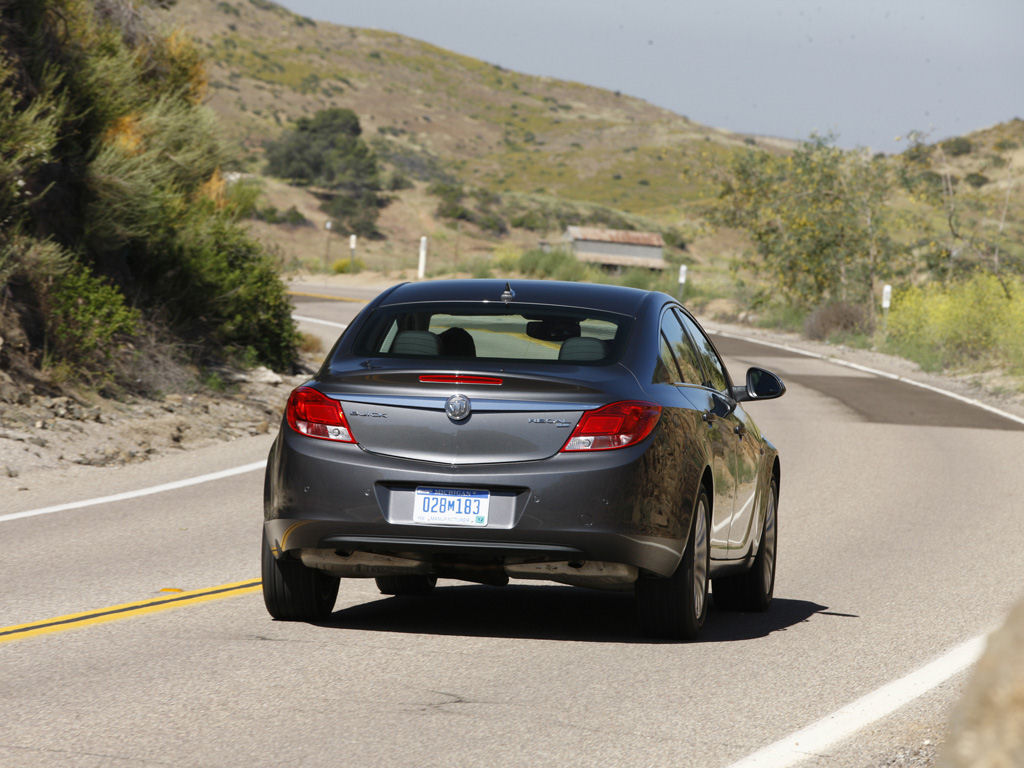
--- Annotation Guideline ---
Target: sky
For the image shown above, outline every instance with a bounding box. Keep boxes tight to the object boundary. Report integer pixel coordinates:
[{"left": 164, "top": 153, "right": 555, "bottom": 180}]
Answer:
[{"left": 272, "top": 0, "right": 1022, "bottom": 155}]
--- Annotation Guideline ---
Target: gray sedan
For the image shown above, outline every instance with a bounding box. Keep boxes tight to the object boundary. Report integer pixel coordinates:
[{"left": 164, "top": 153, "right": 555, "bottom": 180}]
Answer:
[{"left": 262, "top": 279, "right": 784, "bottom": 639}]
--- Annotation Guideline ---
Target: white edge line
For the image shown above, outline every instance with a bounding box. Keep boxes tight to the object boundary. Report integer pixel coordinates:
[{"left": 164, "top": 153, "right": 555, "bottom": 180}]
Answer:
[
  {"left": 0, "top": 461, "right": 267, "bottom": 523},
  {"left": 293, "top": 314, "right": 348, "bottom": 330},
  {"left": 724, "top": 634, "right": 988, "bottom": 768},
  {"left": 710, "top": 329, "right": 1024, "bottom": 428}
]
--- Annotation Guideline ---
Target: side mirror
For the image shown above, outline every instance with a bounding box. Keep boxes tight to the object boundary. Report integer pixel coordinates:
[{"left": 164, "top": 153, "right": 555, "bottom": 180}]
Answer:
[{"left": 733, "top": 367, "right": 786, "bottom": 402}]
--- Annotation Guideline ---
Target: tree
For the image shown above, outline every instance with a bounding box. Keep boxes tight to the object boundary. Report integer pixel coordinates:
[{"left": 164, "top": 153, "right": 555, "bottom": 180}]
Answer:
[
  {"left": 264, "top": 108, "right": 386, "bottom": 237},
  {"left": 716, "top": 135, "right": 897, "bottom": 315}
]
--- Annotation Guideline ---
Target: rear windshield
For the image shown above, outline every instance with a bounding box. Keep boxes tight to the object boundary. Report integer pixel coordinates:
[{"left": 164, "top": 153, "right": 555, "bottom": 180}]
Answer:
[{"left": 351, "top": 303, "right": 632, "bottom": 364}]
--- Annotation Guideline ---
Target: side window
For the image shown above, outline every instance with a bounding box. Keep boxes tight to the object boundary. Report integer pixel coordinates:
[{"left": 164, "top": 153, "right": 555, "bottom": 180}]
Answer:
[
  {"left": 660, "top": 311, "right": 704, "bottom": 385},
  {"left": 654, "top": 333, "right": 682, "bottom": 384},
  {"left": 675, "top": 309, "right": 729, "bottom": 392}
]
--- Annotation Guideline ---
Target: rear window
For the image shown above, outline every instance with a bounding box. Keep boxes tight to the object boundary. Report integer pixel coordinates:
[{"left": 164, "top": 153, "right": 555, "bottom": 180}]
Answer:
[{"left": 352, "top": 303, "right": 631, "bottom": 364}]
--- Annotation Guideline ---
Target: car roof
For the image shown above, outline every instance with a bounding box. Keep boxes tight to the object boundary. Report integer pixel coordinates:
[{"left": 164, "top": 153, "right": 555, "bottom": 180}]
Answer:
[{"left": 378, "top": 279, "right": 655, "bottom": 316}]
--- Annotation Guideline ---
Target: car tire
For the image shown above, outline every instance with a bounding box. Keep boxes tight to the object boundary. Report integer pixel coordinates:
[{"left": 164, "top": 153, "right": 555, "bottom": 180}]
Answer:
[
  {"left": 714, "top": 477, "right": 777, "bottom": 612},
  {"left": 375, "top": 575, "right": 438, "bottom": 596},
  {"left": 261, "top": 530, "right": 340, "bottom": 620},
  {"left": 636, "top": 486, "right": 711, "bottom": 640}
]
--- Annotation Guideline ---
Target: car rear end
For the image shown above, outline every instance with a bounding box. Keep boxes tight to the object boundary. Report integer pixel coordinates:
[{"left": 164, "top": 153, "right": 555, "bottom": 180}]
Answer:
[{"left": 264, "top": 281, "right": 689, "bottom": 590}]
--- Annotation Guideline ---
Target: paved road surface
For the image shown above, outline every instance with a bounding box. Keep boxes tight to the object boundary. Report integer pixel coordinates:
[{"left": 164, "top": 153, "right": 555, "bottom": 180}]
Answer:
[{"left": 3, "top": 284, "right": 1022, "bottom": 767}]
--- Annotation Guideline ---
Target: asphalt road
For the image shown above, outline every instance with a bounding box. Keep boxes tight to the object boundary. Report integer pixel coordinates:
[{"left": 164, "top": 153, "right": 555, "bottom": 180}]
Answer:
[{"left": 3, "top": 284, "right": 1023, "bottom": 767}]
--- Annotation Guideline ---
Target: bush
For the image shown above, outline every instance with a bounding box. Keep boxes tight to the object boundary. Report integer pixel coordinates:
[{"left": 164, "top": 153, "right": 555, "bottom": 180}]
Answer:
[
  {"left": 965, "top": 172, "right": 990, "bottom": 188},
  {"left": 466, "top": 257, "right": 493, "bottom": 279},
  {"left": 885, "top": 274, "right": 1024, "bottom": 373},
  {"left": 490, "top": 244, "right": 522, "bottom": 272},
  {"left": 518, "top": 248, "right": 580, "bottom": 279},
  {"left": 0, "top": 1, "right": 298, "bottom": 380},
  {"left": 942, "top": 137, "right": 973, "bottom": 157},
  {"left": 297, "top": 331, "right": 324, "bottom": 355},
  {"left": 147, "top": 212, "right": 298, "bottom": 371},
  {"left": 476, "top": 212, "right": 508, "bottom": 235},
  {"left": 804, "top": 301, "right": 873, "bottom": 341},
  {"left": 332, "top": 257, "right": 366, "bottom": 274},
  {"left": 620, "top": 268, "right": 660, "bottom": 290},
  {"left": 903, "top": 141, "right": 933, "bottom": 165},
  {"left": 44, "top": 263, "right": 140, "bottom": 370},
  {"left": 510, "top": 210, "right": 550, "bottom": 231},
  {"left": 385, "top": 170, "right": 413, "bottom": 190}
]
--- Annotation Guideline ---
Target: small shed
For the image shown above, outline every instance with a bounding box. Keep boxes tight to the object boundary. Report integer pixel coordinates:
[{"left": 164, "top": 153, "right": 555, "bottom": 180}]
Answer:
[{"left": 564, "top": 226, "right": 667, "bottom": 270}]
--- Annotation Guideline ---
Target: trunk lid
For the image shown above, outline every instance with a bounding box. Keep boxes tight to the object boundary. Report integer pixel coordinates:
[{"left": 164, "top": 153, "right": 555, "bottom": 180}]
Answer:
[{"left": 320, "top": 368, "right": 622, "bottom": 464}]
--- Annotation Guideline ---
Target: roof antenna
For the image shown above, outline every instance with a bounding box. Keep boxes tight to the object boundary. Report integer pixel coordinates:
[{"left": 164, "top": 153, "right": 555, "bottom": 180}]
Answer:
[{"left": 500, "top": 281, "right": 515, "bottom": 304}]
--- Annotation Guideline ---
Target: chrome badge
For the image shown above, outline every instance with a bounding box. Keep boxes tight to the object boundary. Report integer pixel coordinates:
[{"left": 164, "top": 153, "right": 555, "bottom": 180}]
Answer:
[{"left": 445, "top": 394, "right": 471, "bottom": 422}]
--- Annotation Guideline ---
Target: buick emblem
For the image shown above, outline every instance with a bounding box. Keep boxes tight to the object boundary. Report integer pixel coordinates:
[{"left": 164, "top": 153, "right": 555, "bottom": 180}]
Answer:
[{"left": 445, "top": 394, "right": 471, "bottom": 422}]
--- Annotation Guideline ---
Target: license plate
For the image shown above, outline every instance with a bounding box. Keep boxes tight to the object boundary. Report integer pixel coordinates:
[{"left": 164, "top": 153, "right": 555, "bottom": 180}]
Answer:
[{"left": 413, "top": 487, "right": 489, "bottom": 526}]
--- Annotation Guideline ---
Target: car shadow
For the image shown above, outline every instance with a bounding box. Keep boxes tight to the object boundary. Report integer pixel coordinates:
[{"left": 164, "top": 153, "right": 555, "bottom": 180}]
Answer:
[{"left": 313, "top": 584, "right": 843, "bottom": 644}]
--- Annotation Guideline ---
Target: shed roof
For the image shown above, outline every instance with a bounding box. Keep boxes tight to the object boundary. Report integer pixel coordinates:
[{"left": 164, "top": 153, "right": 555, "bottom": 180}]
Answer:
[{"left": 565, "top": 226, "right": 664, "bottom": 248}]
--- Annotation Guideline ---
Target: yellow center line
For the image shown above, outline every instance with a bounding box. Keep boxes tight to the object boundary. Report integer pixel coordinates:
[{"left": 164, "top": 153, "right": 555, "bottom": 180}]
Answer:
[
  {"left": 0, "top": 579, "right": 261, "bottom": 644},
  {"left": 287, "top": 290, "right": 367, "bottom": 303}
]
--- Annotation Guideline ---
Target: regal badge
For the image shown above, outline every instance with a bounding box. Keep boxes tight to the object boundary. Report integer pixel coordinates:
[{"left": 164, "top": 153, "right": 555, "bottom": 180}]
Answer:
[{"left": 445, "top": 394, "right": 471, "bottom": 422}]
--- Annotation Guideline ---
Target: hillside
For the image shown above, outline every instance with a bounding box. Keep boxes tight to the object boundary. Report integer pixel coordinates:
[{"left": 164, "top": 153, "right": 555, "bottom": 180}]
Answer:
[
  {"left": 150, "top": 0, "right": 784, "bottom": 220},
  {"left": 144, "top": 1, "right": 1024, "bottom": 319}
]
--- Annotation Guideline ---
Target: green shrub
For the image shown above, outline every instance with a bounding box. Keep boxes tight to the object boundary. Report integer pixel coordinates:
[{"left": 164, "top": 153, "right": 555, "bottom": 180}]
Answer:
[
  {"left": 45, "top": 263, "right": 140, "bottom": 372},
  {"left": 332, "top": 257, "right": 366, "bottom": 274},
  {"left": 225, "top": 177, "right": 263, "bottom": 218},
  {"left": 620, "top": 268, "right": 660, "bottom": 290},
  {"left": 466, "top": 257, "right": 493, "bottom": 279},
  {"left": 941, "top": 137, "right": 973, "bottom": 157},
  {"left": 510, "top": 210, "right": 550, "bottom": 231},
  {"left": 386, "top": 170, "right": 413, "bottom": 190},
  {"left": 518, "top": 248, "right": 579, "bottom": 278},
  {"left": 965, "top": 172, "right": 990, "bottom": 188},
  {"left": 490, "top": 244, "right": 522, "bottom": 272},
  {"left": 902, "top": 141, "right": 933, "bottom": 165},
  {"left": 885, "top": 273, "right": 1024, "bottom": 373},
  {"left": 0, "top": 2, "right": 300, "bottom": 379},
  {"left": 755, "top": 303, "right": 808, "bottom": 334},
  {"left": 146, "top": 212, "right": 298, "bottom": 371},
  {"left": 476, "top": 212, "right": 508, "bottom": 235}
]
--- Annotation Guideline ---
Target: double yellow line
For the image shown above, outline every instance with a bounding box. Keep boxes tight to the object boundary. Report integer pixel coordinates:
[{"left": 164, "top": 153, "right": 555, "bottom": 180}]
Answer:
[
  {"left": 287, "top": 290, "right": 366, "bottom": 303},
  {"left": 0, "top": 579, "right": 261, "bottom": 645}
]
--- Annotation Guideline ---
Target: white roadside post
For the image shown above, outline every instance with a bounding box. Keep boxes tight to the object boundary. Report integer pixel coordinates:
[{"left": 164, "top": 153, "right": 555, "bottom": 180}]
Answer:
[
  {"left": 349, "top": 233, "right": 357, "bottom": 272},
  {"left": 418, "top": 236, "right": 427, "bottom": 279},
  {"left": 677, "top": 264, "right": 688, "bottom": 300},
  {"left": 882, "top": 283, "right": 892, "bottom": 335},
  {"left": 323, "top": 220, "right": 332, "bottom": 271}
]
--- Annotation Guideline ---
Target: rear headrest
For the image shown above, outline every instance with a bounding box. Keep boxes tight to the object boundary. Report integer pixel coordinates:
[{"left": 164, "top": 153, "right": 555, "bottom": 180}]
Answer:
[
  {"left": 558, "top": 336, "right": 607, "bottom": 362},
  {"left": 439, "top": 327, "right": 476, "bottom": 357},
  {"left": 390, "top": 330, "right": 440, "bottom": 356}
]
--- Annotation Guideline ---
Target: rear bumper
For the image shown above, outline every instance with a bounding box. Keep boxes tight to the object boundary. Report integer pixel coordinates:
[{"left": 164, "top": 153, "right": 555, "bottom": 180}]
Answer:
[{"left": 264, "top": 427, "right": 689, "bottom": 578}]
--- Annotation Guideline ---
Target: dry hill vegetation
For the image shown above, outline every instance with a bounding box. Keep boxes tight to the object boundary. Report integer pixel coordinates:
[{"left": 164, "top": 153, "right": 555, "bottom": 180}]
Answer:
[
  {"left": 145, "top": 0, "right": 1024, "bottom": 382},
  {"left": 145, "top": 0, "right": 778, "bottom": 281},
  {"left": 0, "top": 0, "right": 300, "bottom": 405}
]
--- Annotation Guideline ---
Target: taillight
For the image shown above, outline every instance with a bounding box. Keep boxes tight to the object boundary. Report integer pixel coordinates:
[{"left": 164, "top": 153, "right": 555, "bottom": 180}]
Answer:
[
  {"left": 561, "top": 401, "right": 661, "bottom": 452},
  {"left": 419, "top": 374, "right": 503, "bottom": 386},
  {"left": 285, "top": 387, "right": 355, "bottom": 443}
]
